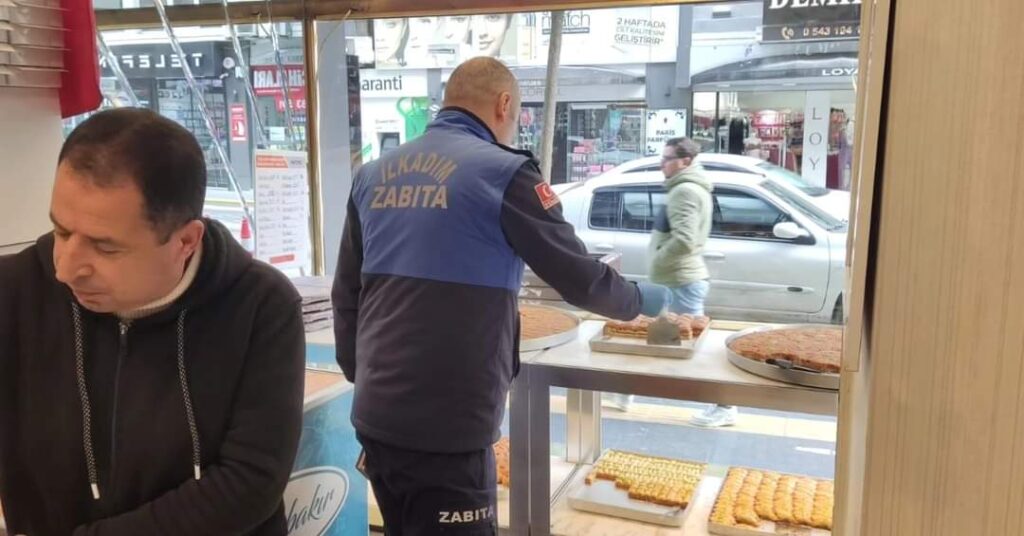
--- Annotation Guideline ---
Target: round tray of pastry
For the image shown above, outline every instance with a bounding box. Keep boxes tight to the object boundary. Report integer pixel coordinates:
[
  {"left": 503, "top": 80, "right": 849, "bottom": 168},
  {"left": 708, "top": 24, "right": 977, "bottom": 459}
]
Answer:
[
  {"left": 518, "top": 303, "right": 581, "bottom": 352},
  {"left": 725, "top": 324, "right": 842, "bottom": 390}
]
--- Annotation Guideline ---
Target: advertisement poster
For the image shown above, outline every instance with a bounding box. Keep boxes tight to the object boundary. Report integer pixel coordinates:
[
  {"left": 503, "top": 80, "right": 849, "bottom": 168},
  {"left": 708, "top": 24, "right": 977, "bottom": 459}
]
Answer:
[
  {"left": 372, "top": 7, "right": 678, "bottom": 69},
  {"left": 645, "top": 109, "right": 688, "bottom": 155},
  {"left": 254, "top": 150, "right": 312, "bottom": 273},
  {"left": 285, "top": 380, "right": 366, "bottom": 536}
]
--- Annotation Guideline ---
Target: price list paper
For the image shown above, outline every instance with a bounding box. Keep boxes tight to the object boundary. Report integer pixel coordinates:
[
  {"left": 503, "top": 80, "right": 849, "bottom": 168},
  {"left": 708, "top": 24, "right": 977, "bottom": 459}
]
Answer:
[{"left": 254, "top": 150, "right": 312, "bottom": 272}]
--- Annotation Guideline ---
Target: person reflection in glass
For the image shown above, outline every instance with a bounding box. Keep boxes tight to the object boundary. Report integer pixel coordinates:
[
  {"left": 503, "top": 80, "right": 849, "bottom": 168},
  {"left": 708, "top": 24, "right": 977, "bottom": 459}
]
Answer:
[
  {"left": 472, "top": 14, "right": 512, "bottom": 57},
  {"left": 375, "top": 18, "right": 409, "bottom": 67}
]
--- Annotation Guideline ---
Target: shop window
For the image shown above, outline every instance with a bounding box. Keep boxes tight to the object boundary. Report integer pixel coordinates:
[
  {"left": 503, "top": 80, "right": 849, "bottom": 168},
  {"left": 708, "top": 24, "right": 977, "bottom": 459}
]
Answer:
[
  {"left": 64, "top": 24, "right": 312, "bottom": 277},
  {"left": 712, "top": 188, "right": 792, "bottom": 240}
]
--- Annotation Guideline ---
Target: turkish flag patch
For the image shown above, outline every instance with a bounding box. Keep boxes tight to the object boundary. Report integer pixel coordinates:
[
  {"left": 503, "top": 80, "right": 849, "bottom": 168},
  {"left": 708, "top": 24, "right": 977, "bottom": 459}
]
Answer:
[{"left": 534, "top": 182, "right": 560, "bottom": 210}]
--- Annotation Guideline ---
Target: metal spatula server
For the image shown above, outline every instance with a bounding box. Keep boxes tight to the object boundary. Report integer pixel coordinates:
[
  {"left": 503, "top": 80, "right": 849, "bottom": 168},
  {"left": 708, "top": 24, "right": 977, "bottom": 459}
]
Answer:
[{"left": 646, "top": 308, "right": 681, "bottom": 346}]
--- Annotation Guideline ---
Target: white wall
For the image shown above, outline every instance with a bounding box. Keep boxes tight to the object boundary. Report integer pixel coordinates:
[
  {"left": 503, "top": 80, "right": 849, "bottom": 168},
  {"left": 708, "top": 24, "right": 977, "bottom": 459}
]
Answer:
[{"left": 0, "top": 88, "right": 63, "bottom": 249}]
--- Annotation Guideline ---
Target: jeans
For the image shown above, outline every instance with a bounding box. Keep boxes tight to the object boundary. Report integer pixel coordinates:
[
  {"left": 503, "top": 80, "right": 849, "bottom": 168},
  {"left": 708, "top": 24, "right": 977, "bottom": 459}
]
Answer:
[{"left": 669, "top": 280, "right": 710, "bottom": 316}]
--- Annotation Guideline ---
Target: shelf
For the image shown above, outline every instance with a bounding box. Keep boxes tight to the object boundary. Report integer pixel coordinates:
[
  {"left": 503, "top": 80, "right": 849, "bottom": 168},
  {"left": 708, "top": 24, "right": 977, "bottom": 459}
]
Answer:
[
  {"left": 532, "top": 322, "right": 837, "bottom": 416},
  {"left": 548, "top": 460, "right": 728, "bottom": 536}
]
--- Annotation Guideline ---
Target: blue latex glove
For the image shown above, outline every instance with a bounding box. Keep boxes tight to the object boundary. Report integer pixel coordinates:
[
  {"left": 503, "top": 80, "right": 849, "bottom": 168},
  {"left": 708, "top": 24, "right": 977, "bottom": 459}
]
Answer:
[{"left": 637, "top": 282, "right": 673, "bottom": 317}]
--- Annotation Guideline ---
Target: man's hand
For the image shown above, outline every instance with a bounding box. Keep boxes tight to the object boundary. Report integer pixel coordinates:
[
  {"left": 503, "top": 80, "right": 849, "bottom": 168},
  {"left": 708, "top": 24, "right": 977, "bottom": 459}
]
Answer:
[{"left": 637, "top": 282, "right": 673, "bottom": 317}]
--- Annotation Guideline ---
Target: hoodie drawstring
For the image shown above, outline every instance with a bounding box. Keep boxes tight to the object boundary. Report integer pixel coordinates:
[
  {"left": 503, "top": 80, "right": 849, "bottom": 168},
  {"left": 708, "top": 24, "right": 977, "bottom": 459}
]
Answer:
[
  {"left": 71, "top": 304, "right": 202, "bottom": 501},
  {"left": 176, "top": 311, "right": 202, "bottom": 482},
  {"left": 71, "top": 303, "right": 101, "bottom": 500}
]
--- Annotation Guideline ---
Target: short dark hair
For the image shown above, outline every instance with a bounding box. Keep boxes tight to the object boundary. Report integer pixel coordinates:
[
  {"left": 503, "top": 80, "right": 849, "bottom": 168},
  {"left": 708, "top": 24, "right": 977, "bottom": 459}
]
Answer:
[
  {"left": 58, "top": 108, "right": 206, "bottom": 241},
  {"left": 665, "top": 137, "right": 701, "bottom": 160}
]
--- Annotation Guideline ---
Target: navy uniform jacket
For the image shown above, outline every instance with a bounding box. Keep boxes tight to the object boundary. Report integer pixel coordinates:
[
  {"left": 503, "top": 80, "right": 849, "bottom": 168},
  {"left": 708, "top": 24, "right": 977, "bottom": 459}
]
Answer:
[{"left": 332, "top": 108, "right": 640, "bottom": 453}]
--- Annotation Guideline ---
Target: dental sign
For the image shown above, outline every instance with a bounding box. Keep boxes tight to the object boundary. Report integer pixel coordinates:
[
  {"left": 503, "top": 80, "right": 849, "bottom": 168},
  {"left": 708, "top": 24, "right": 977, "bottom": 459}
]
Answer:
[{"left": 762, "top": 0, "right": 861, "bottom": 43}]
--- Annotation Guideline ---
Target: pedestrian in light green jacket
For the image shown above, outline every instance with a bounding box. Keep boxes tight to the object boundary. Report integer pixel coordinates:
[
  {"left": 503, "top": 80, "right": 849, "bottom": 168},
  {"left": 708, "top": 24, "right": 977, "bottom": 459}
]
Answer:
[
  {"left": 649, "top": 137, "right": 738, "bottom": 428},
  {"left": 648, "top": 137, "right": 713, "bottom": 313}
]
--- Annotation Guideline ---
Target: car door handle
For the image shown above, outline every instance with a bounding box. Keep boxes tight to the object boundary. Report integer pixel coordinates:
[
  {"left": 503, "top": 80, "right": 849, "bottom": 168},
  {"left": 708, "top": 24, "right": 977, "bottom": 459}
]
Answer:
[
  {"left": 703, "top": 252, "right": 726, "bottom": 261},
  {"left": 594, "top": 243, "right": 615, "bottom": 251}
]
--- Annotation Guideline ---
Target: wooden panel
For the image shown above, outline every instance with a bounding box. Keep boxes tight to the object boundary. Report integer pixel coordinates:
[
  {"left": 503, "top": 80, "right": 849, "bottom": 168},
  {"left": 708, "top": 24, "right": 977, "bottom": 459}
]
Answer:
[
  {"left": 854, "top": 0, "right": 1024, "bottom": 534},
  {"left": 833, "top": 0, "right": 892, "bottom": 532}
]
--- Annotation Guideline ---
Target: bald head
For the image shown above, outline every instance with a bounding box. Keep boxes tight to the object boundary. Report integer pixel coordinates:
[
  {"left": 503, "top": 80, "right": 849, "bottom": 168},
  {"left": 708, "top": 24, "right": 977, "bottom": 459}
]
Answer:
[{"left": 444, "top": 57, "right": 521, "bottom": 145}]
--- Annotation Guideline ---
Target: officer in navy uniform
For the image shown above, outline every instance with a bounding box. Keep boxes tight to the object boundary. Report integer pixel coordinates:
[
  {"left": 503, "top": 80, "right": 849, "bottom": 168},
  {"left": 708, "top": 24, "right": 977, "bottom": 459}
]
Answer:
[{"left": 332, "top": 57, "right": 670, "bottom": 535}]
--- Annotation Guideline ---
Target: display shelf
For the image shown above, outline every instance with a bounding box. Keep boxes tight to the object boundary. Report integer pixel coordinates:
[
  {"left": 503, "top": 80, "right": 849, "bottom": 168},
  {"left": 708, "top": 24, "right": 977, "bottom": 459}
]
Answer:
[
  {"left": 548, "top": 461, "right": 730, "bottom": 536},
  {"left": 533, "top": 322, "right": 837, "bottom": 415},
  {"left": 510, "top": 321, "right": 839, "bottom": 536}
]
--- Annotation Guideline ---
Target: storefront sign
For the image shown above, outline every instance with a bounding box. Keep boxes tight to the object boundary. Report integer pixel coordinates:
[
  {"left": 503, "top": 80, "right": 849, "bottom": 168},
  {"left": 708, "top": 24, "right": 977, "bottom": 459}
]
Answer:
[
  {"left": 359, "top": 69, "right": 428, "bottom": 98},
  {"left": 645, "top": 109, "right": 688, "bottom": 156},
  {"left": 801, "top": 91, "right": 831, "bottom": 187},
  {"left": 284, "top": 467, "right": 349, "bottom": 536},
  {"left": 252, "top": 64, "right": 306, "bottom": 98},
  {"left": 762, "top": 0, "right": 861, "bottom": 43},
  {"left": 254, "top": 150, "right": 312, "bottom": 272},
  {"left": 100, "top": 42, "right": 225, "bottom": 79}
]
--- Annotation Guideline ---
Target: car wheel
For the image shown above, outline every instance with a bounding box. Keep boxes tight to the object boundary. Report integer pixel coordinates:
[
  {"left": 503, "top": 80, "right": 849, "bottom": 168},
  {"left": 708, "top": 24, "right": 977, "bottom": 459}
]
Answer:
[{"left": 831, "top": 295, "right": 843, "bottom": 324}]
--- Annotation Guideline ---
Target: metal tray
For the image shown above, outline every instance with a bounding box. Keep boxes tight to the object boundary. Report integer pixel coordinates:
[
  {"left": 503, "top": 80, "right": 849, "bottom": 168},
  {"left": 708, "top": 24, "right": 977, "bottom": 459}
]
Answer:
[
  {"left": 519, "top": 304, "right": 580, "bottom": 352},
  {"left": 725, "top": 324, "right": 841, "bottom": 390}
]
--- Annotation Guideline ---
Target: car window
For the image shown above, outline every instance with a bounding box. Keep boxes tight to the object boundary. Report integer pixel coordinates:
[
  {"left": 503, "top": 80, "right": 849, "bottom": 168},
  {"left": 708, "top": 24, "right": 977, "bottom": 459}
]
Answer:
[
  {"left": 759, "top": 179, "right": 842, "bottom": 231},
  {"left": 622, "top": 190, "right": 654, "bottom": 231},
  {"left": 701, "top": 162, "right": 753, "bottom": 174},
  {"left": 589, "top": 189, "right": 621, "bottom": 229},
  {"left": 755, "top": 161, "right": 830, "bottom": 197},
  {"left": 625, "top": 164, "right": 661, "bottom": 173},
  {"left": 712, "top": 188, "right": 792, "bottom": 240}
]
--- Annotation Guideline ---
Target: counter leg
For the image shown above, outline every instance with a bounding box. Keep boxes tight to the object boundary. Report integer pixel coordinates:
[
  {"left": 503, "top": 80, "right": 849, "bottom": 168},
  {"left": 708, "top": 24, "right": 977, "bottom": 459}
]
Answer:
[
  {"left": 529, "top": 376, "right": 551, "bottom": 536},
  {"left": 510, "top": 366, "right": 530, "bottom": 536}
]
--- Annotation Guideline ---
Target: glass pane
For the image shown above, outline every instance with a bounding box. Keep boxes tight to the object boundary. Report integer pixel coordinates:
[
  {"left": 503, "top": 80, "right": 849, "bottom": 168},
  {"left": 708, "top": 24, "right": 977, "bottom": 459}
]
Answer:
[
  {"left": 64, "top": 22, "right": 312, "bottom": 276},
  {"left": 714, "top": 189, "right": 789, "bottom": 239},
  {"left": 621, "top": 190, "right": 653, "bottom": 231},
  {"left": 313, "top": 1, "right": 862, "bottom": 532},
  {"left": 589, "top": 190, "right": 621, "bottom": 229}
]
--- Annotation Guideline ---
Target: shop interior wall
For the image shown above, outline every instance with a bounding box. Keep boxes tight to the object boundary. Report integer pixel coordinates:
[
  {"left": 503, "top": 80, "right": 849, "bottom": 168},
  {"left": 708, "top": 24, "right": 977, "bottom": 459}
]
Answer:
[
  {"left": 0, "top": 89, "right": 64, "bottom": 254},
  {"left": 852, "top": 0, "right": 1024, "bottom": 534}
]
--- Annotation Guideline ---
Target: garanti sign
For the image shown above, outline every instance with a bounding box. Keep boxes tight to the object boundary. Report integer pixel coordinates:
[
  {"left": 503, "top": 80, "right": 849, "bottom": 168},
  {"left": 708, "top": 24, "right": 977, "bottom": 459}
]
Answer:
[{"left": 762, "top": 0, "right": 862, "bottom": 43}]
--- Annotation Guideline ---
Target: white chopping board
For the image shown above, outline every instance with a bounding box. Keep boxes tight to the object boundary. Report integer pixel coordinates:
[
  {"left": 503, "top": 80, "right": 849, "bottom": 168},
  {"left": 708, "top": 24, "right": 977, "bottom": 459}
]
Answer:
[{"left": 567, "top": 479, "right": 694, "bottom": 527}]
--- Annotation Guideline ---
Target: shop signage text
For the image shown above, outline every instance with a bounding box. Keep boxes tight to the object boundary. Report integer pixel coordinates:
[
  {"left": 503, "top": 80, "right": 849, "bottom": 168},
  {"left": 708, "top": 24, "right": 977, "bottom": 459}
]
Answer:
[
  {"left": 360, "top": 69, "right": 429, "bottom": 98},
  {"left": 762, "top": 0, "right": 861, "bottom": 43},
  {"left": 767, "top": 0, "right": 861, "bottom": 7},
  {"left": 523, "top": 11, "right": 592, "bottom": 35},
  {"left": 252, "top": 65, "right": 306, "bottom": 96},
  {"left": 361, "top": 75, "right": 404, "bottom": 92},
  {"left": 100, "top": 43, "right": 225, "bottom": 78}
]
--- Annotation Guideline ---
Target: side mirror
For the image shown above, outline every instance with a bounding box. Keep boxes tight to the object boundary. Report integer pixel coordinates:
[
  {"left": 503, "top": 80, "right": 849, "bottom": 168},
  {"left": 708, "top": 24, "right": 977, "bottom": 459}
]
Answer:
[{"left": 773, "top": 221, "right": 811, "bottom": 240}]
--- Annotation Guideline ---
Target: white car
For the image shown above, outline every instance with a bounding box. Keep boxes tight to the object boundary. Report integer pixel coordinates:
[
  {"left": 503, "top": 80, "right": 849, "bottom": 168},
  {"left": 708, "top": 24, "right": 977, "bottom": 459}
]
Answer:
[
  {"left": 603, "top": 153, "right": 852, "bottom": 223},
  {"left": 554, "top": 166, "right": 848, "bottom": 324}
]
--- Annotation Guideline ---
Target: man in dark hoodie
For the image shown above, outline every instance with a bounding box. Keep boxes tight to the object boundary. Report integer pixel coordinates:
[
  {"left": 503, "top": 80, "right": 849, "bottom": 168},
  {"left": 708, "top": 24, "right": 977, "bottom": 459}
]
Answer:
[
  {"left": 0, "top": 108, "right": 305, "bottom": 535},
  {"left": 333, "top": 57, "right": 669, "bottom": 535}
]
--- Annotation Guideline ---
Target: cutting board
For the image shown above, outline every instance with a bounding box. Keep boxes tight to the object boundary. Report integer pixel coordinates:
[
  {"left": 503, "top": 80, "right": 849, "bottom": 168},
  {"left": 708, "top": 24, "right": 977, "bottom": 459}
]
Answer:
[
  {"left": 567, "top": 479, "right": 694, "bottom": 527},
  {"left": 589, "top": 326, "right": 708, "bottom": 359}
]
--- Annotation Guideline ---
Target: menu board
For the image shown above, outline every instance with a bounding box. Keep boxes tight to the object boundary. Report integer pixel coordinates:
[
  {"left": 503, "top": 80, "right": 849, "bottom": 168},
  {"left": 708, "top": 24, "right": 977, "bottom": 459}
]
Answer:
[{"left": 254, "top": 150, "right": 311, "bottom": 273}]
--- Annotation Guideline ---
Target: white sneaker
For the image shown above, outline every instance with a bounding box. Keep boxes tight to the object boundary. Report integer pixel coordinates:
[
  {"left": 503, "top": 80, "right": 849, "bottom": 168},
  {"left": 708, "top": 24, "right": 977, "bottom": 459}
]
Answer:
[{"left": 690, "top": 405, "right": 738, "bottom": 427}]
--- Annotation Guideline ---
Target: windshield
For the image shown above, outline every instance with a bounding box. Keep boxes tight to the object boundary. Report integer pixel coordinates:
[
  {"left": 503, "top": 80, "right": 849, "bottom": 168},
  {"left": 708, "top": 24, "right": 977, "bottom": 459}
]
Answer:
[
  {"left": 760, "top": 179, "right": 845, "bottom": 232},
  {"left": 756, "top": 161, "right": 831, "bottom": 197}
]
